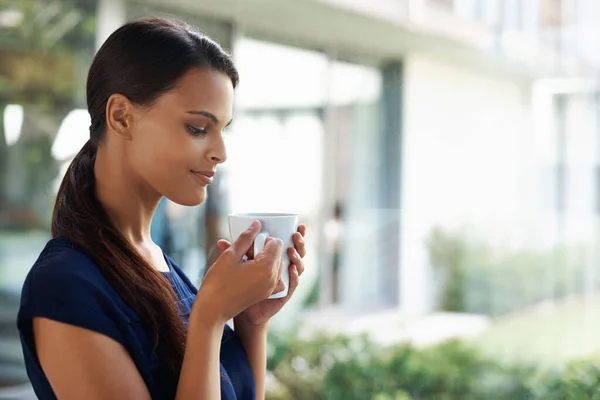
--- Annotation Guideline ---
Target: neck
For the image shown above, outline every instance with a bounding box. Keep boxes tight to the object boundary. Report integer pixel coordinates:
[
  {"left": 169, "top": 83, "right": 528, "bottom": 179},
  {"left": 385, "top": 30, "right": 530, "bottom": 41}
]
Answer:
[{"left": 93, "top": 145, "right": 161, "bottom": 246}]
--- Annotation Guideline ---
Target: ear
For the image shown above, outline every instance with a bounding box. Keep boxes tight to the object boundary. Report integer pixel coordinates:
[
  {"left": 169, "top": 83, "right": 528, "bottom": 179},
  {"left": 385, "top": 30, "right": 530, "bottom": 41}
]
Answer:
[{"left": 105, "top": 94, "right": 134, "bottom": 140}]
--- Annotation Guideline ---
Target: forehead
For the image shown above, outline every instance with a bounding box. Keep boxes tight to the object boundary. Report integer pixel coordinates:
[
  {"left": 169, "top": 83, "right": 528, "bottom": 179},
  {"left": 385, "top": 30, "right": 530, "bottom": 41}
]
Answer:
[{"left": 155, "top": 67, "right": 234, "bottom": 121}]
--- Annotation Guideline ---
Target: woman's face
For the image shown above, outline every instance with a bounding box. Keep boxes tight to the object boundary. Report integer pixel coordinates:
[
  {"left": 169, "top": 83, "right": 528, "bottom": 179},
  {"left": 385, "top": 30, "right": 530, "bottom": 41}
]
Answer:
[{"left": 126, "top": 67, "right": 234, "bottom": 207}]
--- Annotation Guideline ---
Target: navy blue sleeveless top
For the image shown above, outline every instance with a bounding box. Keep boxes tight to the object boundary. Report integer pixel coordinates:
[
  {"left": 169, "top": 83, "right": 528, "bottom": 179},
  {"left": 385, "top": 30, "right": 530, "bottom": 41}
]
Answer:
[{"left": 17, "top": 237, "right": 256, "bottom": 399}]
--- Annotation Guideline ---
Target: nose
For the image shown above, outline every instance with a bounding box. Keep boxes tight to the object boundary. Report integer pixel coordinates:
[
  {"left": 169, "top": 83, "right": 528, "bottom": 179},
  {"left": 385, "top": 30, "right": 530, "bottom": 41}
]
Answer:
[{"left": 205, "top": 134, "right": 227, "bottom": 164}]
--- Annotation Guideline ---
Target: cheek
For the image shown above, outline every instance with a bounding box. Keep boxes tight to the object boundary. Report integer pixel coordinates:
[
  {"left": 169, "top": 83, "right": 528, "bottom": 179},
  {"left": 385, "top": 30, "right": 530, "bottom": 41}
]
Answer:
[
  {"left": 127, "top": 128, "right": 182, "bottom": 185},
  {"left": 127, "top": 139, "right": 208, "bottom": 205}
]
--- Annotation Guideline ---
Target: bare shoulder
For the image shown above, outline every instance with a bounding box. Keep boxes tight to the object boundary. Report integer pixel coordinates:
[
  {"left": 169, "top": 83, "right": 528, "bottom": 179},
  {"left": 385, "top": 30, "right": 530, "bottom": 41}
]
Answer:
[{"left": 33, "top": 317, "right": 151, "bottom": 400}]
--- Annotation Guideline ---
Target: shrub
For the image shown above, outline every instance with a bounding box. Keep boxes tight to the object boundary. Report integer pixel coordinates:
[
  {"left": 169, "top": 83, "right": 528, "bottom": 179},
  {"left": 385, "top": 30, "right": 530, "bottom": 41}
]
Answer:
[
  {"left": 529, "top": 358, "right": 600, "bottom": 400},
  {"left": 267, "top": 333, "right": 537, "bottom": 400},
  {"left": 267, "top": 331, "right": 600, "bottom": 399},
  {"left": 425, "top": 226, "right": 592, "bottom": 316}
]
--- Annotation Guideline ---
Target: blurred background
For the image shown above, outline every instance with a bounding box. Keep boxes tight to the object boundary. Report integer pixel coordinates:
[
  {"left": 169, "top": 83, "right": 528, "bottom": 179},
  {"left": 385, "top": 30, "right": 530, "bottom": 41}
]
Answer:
[{"left": 2, "top": 0, "right": 600, "bottom": 398}]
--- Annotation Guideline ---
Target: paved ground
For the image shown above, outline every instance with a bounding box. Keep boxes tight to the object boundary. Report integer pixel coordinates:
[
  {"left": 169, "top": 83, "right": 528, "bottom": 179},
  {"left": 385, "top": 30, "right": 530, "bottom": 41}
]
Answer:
[{"left": 300, "top": 306, "right": 490, "bottom": 347}]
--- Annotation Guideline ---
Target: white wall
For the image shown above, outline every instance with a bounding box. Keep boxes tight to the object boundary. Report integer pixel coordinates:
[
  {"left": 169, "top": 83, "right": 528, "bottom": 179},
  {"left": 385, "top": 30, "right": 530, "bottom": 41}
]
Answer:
[
  {"left": 401, "top": 54, "right": 532, "bottom": 314},
  {"left": 562, "top": 94, "right": 599, "bottom": 247}
]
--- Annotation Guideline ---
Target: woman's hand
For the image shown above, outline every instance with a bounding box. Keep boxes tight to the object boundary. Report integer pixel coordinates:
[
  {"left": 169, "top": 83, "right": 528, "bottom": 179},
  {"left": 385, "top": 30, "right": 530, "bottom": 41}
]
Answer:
[
  {"left": 216, "top": 224, "right": 307, "bottom": 327},
  {"left": 192, "top": 221, "right": 284, "bottom": 325}
]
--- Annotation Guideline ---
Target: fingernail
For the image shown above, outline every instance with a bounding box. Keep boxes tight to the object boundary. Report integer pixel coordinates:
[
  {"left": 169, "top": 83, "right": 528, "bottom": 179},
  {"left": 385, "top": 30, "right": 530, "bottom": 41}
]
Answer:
[{"left": 250, "top": 220, "right": 260, "bottom": 229}]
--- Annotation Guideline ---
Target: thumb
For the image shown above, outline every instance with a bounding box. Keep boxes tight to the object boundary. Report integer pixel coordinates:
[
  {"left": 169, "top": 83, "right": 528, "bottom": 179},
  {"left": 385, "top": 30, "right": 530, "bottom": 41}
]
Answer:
[{"left": 229, "top": 220, "right": 261, "bottom": 259}]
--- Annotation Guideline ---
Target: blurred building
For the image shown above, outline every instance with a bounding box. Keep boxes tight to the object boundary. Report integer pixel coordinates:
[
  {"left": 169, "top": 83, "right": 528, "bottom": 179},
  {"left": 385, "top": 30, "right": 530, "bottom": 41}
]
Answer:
[{"left": 1, "top": 0, "right": 600, "bottom": 392}]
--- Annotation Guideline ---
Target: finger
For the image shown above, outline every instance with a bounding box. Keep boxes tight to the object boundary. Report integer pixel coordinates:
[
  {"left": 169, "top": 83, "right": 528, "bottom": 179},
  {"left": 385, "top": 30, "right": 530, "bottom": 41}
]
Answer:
[
  {"left": 229, "top": 220, "right": 261, "bottom": 259},
  {"left": 292, "top": 233, "right": 306, "bottom": 258},
  {"left": 272, "top": 277, "right": 285, "bottom": 294},
  {"left": 245, "top": 236, "right": 274, "bottom": 261},
  {"left": 259, "top": 237, "right": 284, "bottom": 262},
  {"left": 285, "top": 264, "right": 299, "bottom": 299},
  {"left": 253, "top": 238, "right": 284, "bottom": 285},
  {"left": 297, "top": 224, "right": 307, "bottom": 237},
  {"left": 288, "top": 247, "right": 305, "bottom": 276},
  {"left": 249, "top": 236, "right": 275, "bottom": 259},
  {"left": 274, "top": 259, "right": 284, "bottom": 285},
  {"left": 218, "top": 240, "right": 244, "bottom": 263},
  {"left": 217, "top": 239, "right": 231, "bottom": 252}
]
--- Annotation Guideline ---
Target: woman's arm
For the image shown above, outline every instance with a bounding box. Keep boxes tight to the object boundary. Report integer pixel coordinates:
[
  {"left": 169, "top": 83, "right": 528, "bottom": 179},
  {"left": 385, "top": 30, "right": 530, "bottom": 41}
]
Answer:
[
  {"left": 34, "top": 314, "right": 225, "bottom": 400},
  {"left": 176, "top": 310, "right": 225, "bottom": 400},
  {"left": 233, "top": 318, "right": 269, "bottom": 400},
  {"left": 34, "top": 317, "right": 152, "bottom": 400},
  {"left": 32, "top": 222, "right": 283, "bottom": 400}
]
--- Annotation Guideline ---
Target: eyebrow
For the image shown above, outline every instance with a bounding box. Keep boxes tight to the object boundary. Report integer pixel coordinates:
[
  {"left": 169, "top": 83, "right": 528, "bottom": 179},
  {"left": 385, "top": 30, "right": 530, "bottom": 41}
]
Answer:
[{"left": 187, "top": 110, "right": 233, "bottom": 127}]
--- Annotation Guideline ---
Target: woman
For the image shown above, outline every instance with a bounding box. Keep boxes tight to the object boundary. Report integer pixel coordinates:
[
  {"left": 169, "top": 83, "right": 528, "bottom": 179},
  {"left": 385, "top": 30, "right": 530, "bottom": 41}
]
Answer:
[{"left": 17, "top": 17, "right": 306, "bottom": 400}]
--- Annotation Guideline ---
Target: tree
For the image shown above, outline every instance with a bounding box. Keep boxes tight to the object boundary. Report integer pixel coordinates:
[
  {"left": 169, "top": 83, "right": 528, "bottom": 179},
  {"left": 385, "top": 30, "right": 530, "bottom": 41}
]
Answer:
[{"left": 0, "top": 0, "right": 96, "bottom": 228}]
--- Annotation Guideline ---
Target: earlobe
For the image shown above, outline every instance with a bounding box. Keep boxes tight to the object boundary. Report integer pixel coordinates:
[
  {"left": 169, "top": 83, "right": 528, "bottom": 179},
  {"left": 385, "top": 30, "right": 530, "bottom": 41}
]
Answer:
[{"left": 105, "top": 94, "right": 133, "bottom": 140}]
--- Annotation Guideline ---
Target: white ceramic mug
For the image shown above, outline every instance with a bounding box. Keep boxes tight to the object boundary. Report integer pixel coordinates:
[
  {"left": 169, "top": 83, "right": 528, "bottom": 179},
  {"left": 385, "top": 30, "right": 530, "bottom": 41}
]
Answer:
[{"left": 228, "top": 213, "right": 299, "bottom": 299}]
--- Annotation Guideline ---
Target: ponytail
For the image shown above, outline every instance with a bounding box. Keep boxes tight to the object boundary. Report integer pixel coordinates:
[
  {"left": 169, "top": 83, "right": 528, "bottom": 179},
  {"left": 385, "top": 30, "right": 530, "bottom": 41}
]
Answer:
[
  {"left": 54, "top": 16, "right": 240, "bottom": 373},
  {"left": 51, "top": 139, "right": 187, "bottom": 372}
]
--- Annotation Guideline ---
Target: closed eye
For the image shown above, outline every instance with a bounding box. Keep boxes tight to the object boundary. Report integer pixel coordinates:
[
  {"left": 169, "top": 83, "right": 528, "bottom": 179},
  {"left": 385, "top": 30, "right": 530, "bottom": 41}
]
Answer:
[{"left": 186, "top": 124, "right": 207, "bottom": 136}]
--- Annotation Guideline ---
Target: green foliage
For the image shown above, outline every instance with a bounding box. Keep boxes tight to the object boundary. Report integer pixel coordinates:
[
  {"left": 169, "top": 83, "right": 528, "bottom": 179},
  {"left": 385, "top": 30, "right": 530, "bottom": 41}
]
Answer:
[
  {"left": 529, "top": 359, "right": 600, "bottom": 400},
  {"left": 267, "top": 333, "right": 538, "bottom": 400},
  {"left": 0, "top": 0, "right": 96, "bottom": 227},
  {"left": 267, "top": 332, "right": 600, "bottom": 400},
  {"left": 0, "top": 0, "right": 96, "bottom": 53},
  {"left": 425, "top": 226, "right": 471, "bottom": 312},
  {"left": 425, "top": 226, "right": 592, "bottom": 316},
  {"left": 465, "top": 245, "right": 589, "bottom": 316}
]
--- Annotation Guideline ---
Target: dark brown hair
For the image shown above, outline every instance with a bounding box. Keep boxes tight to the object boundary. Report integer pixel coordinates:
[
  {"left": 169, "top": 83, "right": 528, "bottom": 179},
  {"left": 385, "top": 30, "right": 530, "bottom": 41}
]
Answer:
[{"left": 51, "top": 17, "right": 238, "bottom": 372}]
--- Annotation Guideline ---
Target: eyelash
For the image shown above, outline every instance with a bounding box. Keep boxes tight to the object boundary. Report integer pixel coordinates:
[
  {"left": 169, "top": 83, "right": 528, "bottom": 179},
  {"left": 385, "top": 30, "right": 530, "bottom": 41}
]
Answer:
[{"left": 186, "top": 124, "right": 208, "bottom": 136}]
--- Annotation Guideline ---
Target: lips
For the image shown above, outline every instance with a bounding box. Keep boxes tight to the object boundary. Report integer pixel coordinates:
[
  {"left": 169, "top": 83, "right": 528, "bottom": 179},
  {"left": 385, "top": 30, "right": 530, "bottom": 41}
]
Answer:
[{"left": 191, "top": 170, "right": 214, "bottom": 185}]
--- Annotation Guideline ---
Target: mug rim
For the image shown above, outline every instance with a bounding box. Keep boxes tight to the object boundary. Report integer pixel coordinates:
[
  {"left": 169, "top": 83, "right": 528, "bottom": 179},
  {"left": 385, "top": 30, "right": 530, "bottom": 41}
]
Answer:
[{"left": 228, "top": 212, "right": 298, "bottom": 218}]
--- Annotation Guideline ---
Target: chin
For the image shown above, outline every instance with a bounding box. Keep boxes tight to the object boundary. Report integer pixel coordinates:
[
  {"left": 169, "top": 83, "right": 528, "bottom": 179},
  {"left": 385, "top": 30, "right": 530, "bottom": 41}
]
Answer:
[{"left": 166, "top": 188, "right": 207, "bottom": 207}]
